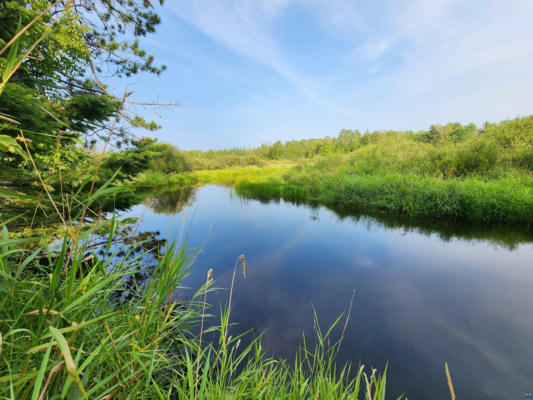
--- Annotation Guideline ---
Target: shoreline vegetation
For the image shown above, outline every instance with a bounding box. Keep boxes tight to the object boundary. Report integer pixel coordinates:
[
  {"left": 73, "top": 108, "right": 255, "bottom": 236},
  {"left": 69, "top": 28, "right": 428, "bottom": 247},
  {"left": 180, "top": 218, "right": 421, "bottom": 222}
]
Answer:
[{"left": 135, "top": 116, "right": 533, "bottom": 224}]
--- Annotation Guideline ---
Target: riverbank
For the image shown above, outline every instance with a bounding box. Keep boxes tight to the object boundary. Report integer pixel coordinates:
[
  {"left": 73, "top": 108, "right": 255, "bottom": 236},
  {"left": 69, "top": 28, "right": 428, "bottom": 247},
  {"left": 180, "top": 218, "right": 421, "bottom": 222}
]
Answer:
[
  {"left": 137, "top": 163, "right": 292, "bottom": 187},
  {"left": 133, "top": 116, "right": 533, "bottom": 223},
  {"left": 136, "top": 163, "right": 533, "bottom": 223},
  {"left": 235, "top": 169, "right": 533, "bottom": 222}
]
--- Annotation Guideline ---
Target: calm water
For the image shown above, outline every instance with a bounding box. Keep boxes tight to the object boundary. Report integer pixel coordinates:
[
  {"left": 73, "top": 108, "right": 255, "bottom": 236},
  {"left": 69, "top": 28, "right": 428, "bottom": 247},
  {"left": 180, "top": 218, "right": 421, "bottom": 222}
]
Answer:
[{"left": 125, "top": 185, "right": 533, "bottom": 399}]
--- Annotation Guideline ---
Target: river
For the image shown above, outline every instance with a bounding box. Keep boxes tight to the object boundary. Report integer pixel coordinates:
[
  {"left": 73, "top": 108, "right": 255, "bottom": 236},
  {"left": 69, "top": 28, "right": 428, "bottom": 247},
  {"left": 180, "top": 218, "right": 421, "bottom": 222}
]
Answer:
[{"left": 124, "top": 184, "right": 533, "bottom": 399}]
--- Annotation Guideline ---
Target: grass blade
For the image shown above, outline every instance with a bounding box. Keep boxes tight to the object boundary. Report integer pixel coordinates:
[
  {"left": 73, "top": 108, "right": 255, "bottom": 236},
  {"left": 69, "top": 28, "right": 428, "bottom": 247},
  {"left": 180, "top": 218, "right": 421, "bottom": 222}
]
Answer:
[
  {"left": 48, "top": 327, "right": 88, "bottom": 399},
  {"left": 31, "top": 338, "right": 53, "bottom": 400}
]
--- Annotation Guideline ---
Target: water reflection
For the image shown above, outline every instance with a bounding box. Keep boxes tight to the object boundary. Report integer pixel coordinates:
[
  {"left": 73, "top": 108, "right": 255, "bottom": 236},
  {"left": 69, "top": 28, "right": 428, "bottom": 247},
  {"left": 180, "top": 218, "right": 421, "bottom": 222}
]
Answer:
[
  {"left": 125, "top": 185, "right": 533, "bottom": 400},
  {"left": 232, "top": 190, "right": 533, "bottom": 250},
  {"left": 146, "top": 184, "right": 533, "bottom": 248},
  {"left": 145, "top": 186, "right": 197, "bottom": 215}
]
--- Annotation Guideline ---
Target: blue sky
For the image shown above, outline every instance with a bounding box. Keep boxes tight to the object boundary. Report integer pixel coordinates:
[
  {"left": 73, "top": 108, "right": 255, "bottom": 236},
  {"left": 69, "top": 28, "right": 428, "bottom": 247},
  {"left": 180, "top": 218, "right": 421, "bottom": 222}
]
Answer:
[{"left": 116, "top": 0, "right": 533, "bottom": 150}]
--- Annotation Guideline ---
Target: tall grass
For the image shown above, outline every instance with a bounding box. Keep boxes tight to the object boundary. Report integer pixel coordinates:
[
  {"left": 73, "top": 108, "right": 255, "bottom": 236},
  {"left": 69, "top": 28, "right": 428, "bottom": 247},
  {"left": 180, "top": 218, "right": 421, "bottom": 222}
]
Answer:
[
  {"left": 151, "top": 163, "right": 532, "bottom": 223},
  {"left": 0, "top": 221, "right": 199, "bottom": 399},
  {"left": 235, "top": 171, "right": 533, "bottom": 222}
]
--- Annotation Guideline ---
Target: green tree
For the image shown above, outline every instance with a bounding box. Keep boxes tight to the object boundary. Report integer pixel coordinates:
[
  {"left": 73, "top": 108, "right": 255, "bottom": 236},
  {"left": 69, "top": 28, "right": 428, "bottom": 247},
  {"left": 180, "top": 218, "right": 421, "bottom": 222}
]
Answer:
[
  {"left": 0, "top": 0, "right": 169, "bottom": 187},
  {"left": 144, "top": 140, "right": 192, "bottom": 174}
]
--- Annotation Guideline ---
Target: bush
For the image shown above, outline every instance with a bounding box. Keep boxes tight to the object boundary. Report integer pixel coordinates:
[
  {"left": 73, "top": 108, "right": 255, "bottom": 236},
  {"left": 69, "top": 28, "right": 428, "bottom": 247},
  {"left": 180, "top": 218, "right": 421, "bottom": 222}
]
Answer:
[
  {"left": 147, "top": 143, "right": 193, "bottom": 174},
  {"left": 454, "top": 140, "right": 499, "bottom": 176}
]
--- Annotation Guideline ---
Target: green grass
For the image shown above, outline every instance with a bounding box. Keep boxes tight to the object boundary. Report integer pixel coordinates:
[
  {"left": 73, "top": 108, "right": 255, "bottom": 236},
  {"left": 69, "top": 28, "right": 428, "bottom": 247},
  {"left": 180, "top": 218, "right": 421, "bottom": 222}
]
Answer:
[
  {"left": 234, "top": 171, "right": 533, "bottom": 222},
  {"left": 142, "top": 161, "right": 533, "bottom": 223},
  {"left": 137, "top": 165, "right": 291, "bottom": 188},
  {"left": 132, "top": 116, "right": 533, "bottom": 223}
]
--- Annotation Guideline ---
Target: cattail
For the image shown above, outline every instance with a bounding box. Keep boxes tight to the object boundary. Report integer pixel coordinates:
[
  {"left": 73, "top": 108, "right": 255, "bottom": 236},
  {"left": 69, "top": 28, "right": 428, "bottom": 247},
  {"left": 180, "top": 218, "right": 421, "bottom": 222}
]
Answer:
[{"left": 239, "top": 254, "right": 246, "bottom": 279}]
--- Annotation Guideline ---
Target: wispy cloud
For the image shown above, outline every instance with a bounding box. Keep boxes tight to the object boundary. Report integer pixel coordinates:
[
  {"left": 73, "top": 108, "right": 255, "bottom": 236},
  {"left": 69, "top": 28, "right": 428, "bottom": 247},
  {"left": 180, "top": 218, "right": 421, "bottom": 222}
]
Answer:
[
  {"left": 163, "top": 0, "right": 533, "bottom": 144},
  {"left": 168, "top": 1, "right": 314, "bottom": 94}
]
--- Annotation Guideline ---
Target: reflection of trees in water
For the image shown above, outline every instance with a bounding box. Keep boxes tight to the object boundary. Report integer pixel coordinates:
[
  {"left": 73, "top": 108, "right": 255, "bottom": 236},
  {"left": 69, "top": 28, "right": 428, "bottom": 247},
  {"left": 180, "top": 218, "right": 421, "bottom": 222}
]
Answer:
[
  {"left": 145, "top": 186, "right": 197, "bottom": 215},
  {"left": 330, "top": 205, "right": 533, "bottom": 250},
  {"left": 234, "top": 189, "right": 533, "bottom": 250}
]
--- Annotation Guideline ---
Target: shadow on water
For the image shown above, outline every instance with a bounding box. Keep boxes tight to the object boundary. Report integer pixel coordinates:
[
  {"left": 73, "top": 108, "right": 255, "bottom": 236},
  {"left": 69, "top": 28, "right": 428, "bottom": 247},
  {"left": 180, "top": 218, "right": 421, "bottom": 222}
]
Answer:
[
  {"left": 225, "top": 185, "right": 533, "bottom": 250},
  {"left": 144, "top": 186, "right": 197, "bottom": 215}
]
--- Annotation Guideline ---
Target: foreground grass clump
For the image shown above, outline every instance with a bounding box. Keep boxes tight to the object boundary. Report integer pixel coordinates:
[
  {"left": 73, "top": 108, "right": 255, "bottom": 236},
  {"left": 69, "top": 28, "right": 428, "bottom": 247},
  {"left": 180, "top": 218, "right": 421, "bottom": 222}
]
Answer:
[
  {"left": 0, "top": 224, "right": 394, "bottom": 399},
  {"left": 0, "top": 222, "right": 202, "bottom": 399}
]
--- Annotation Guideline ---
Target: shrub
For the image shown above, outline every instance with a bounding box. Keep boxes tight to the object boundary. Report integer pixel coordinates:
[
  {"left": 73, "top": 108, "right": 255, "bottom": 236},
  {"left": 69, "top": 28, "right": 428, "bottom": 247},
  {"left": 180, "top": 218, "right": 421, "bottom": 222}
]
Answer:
[
  {"left": 454, "top": 140, "right": 499, "bottom": 176},
  {"left": 147, "top": 143, "right": 193, "bottom": 174}
]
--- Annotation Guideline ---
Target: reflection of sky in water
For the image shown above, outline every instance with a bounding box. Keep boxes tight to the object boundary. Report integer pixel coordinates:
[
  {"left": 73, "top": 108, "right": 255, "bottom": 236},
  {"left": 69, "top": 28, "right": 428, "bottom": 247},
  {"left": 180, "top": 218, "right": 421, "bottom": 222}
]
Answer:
[{"left": 124, "top": 185, "right": 533, "bottom": 400}]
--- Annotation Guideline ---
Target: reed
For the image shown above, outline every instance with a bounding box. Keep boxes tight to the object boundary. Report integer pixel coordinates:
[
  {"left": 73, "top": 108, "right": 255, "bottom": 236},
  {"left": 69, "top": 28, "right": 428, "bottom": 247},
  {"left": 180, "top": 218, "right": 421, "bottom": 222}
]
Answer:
[{"left": 230, "top": 171, "right": 533, "bottom": 223}]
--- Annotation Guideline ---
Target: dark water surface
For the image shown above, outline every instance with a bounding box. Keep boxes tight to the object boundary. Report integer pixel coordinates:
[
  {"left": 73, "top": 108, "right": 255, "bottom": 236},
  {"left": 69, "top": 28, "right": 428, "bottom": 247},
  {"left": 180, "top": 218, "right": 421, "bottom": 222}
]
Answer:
[{"left": 125, "top": 185, "right": 533, "bottom": 399}]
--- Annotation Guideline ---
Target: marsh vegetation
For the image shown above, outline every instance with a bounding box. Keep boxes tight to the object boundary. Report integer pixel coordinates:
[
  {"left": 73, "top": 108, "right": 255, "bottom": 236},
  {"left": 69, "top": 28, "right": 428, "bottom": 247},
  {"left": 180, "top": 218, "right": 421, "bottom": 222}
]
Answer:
[{"left": 137, "top": 116, "right": 533, "bottom": 223}]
